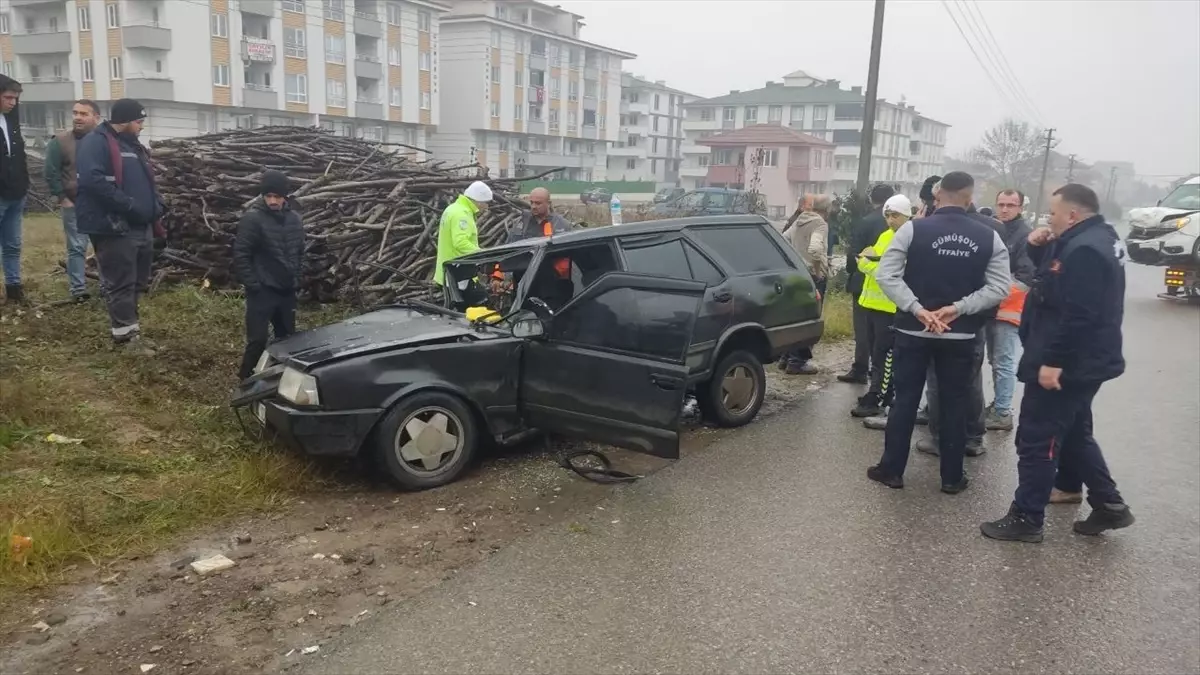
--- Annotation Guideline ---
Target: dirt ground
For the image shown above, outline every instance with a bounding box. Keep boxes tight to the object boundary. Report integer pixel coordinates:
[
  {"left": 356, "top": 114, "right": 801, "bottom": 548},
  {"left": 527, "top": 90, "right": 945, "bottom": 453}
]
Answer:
[{"left": 1, "top": 342, "right": 854, "bottom": 675}]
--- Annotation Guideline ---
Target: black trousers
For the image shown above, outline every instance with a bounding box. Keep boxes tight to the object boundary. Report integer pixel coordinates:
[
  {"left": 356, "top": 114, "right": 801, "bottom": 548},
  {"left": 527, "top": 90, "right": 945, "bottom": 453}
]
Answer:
[
  {"left": 879, "top": 333, "right": 977, "bottom": 484},
  {"left": 851, "top": 294, "right": 871, "bottom": 374},
  {"left": 238, "top": 287, "right": 297, "bottom": 379},
  {"left": 925, "top": 331, "right": 987, "bottom": 444},
  {"left": 787, "top": 278, "right": 827, "bottom": 365},
  {"left": 1013, "top": 383, "right": 1123, "bottom": 527},
  {"left": 861, "top": 307, "right": 895, "bottom": 397}
]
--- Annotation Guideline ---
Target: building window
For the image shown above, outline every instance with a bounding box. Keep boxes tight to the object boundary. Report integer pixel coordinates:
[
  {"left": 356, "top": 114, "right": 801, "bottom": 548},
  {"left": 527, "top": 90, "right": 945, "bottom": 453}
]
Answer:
[
  {"left": 327, "top": 78, "right": 346, "bottom": 106},
  {"left": 626, "top": 158, "right": 636, "bottom": 170},
  {"left": 495, "top": 4, "right": 508, "bottom": 19},
  {"left": 568, "top": 110, "right": 577, "bottom": 131},
  {"left": 514, "top": 104, "right": 523, "bottom": 120},
  {"left": 388, "top": 45, "right": 401, "bottom": 66},
  {"left": 653, "top": 93, "right": 660, "bottom": 110},
  {"left": 105, "top": 3, "right": 119, "bottom": 28},
  {"left": 325, "top": 34, "right": 345, "bottom": 64},
  {"left": 285, "top": 27, "right": 306, "bottom": 58},
  {"left": 499, "top": 168, "right": 509, "bottom": 178},
  {"left": 286, "top": 73, "right": 308, "bottom": 103},
  {"left": 418, "top": 51, "right": 430, "bottom": 71},
  {"left": 386, "top": 2, "right": 402, "bottom": 25},
  {"left": 323, "top": 0, "right": 345, "bottom": 21},
  {"left": 790, "top": 106, "right": 804, "bottom": 125},
  {"left": 722, "top": 106, "right": 736, "bottom": 122},
  {"left": 758, "top": 149, "right": 778, "bottom": 167},
  {"left": 697, "top": 155, "right": 709, "bottom": 167},
  {"left": 550, "top": 79, "right": 560, "bottom": 98},
  {"left": 491, "top": 65, "right": 500, "bottom": 84},
  {"left": 389, "top": 86, "right": 402, "bottom": 106},
  {"left": 490, "top": 102, "right": 500, "bottom": 118},
  {"left": 699, "top": 108, "right": 713, "bottom": 122},
  {"left": 768, "top": 106, "right": 782, "bottom": 123},
  {"left": 491, "top": 29, "right": 500, "bottom": 48},
  {"left": 77, "top": 7, "right": 90, "bottom": 31},
  {"left": 283, "top": 0, "right": 305, "bottom": 13},
  {"left": 652, "top": 137, "right": 658, "bottom": 153},
  {"left": 744, "top": 106, "right": 758, "bottom": 123},
  {"left": 212, "top": 63, "right": 230, "bottom": 86},
  {"left": 653, "top": 116, "right": 660, "bottom": 132},
  {"left": 515, "top": 35, "right": 525, "bottom": 54},
  {"left": 420, "top": 91, "right": 431, "bottom": 109},
  {"left": 514, "top": 69, "right": 523, "bottom": 87},
  {"left": 0, "top": 14, "right": 8, "bottom": 35},
  {"left": 211, "top": 13, "right": 227, "bottom": 37},
  {"left": 417, "top": 10, "right": 430, "bottom": 32},
  {"left": 81, "top": 58, "right": 94, "bottom": 82},
  {"left": 598, "top": 114, "right": 605, "bottom": 128},
  {"left": 812, "top": 105, "right": 828, "bottom": 128},
  {"left": 110, "top": 57, "right": 122, "bottom": 80}
]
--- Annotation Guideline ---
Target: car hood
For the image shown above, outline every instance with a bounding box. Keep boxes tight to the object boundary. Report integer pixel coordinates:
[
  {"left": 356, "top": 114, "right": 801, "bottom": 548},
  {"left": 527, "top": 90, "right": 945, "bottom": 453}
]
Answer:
[
  {"left": 268, "top": 306, "right": 482, "bottom": 369},
  {"left": 1128, "top": 206, "right": 1199, "bottom": 230}
]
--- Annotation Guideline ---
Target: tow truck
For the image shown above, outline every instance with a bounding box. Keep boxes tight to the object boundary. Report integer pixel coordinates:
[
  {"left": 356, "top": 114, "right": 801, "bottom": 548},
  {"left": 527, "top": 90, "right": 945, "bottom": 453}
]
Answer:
[{"left": 1124, "top": 175, "right": 1200, "bottom": 301}]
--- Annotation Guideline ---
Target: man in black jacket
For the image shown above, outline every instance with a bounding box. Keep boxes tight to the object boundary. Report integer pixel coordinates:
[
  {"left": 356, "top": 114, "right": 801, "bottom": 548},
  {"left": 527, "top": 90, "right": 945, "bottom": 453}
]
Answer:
[
  {"left": 838, "top": 183, "right": 894, "bottom": 384},
  {"left": 235, "top": 170, "right": 305, "bottom": 379},
  {"left": 981, "top": 184, "right": 1134, "bottom": 543},
  {"left": 76, "top": 99, "right": 164, "bottom": 350},
  {"left": 0, "top": 75, "right": 30, "bottom": 304},
  {"left": 984, "top": 189, "right": 1036, "bottom": 431}
]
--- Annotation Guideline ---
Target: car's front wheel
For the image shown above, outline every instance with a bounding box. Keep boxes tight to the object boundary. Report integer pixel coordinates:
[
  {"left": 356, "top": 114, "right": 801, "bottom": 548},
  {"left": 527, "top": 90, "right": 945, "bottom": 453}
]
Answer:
[
  {"left": 373, "top": 391, "right": 479, "bottom": 490},
  {"left": 697, "top": 350, "right": 766, "bottom": 428}
]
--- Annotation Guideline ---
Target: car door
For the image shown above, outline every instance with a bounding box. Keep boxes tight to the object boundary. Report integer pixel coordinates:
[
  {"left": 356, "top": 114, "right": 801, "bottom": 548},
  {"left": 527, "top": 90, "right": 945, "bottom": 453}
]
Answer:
[{"left": 519, "top": 272, "right": 705, "bottom": 459}]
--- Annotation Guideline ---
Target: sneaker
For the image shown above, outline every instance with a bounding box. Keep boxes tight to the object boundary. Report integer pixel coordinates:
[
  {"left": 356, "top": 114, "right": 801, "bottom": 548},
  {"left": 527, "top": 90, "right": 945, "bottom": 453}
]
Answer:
[
  {"left": 785, "top": 361, "right": 819, "bottom": 376},
  {"left": 851, "top": 393, "right": 884, "bottom": 418},
  {"left": 985, "top": 410, "right": 1014, "bottom": 431},
  {"left": 941, "top": 476, "right": 970, "bottom": 494},
  {"left": 71, "top": 292, "right": 92, "bottom": 303},
  {"left": 965, "top": 440, "right": 986, "bottom": 457},
  {"left": 1049, "top": 488, "right": 1084, "bottom": 504},
  {"left": 115, "top": 334, "right": 157, "bottom": 357},
  {"left": 1073, "top": 503, "right": 1135, "bottom": 536},
  {"left": 915, "top": 438, "right": 939, "bottom": 456},
  {"left": 915, "top": 407, "right": 929, "bottom": 426},
  {"left": 837, "top": 369, "right": 868, "bottom": 384},
  {"left": 981, "top": 507, "right": 1045, "bottom": 543},
  {"left": 866, "top": 465, "right": 903, "bottom": 489},
  {"left": 862, "top": 415, "right": 888, "bottom": 430}
]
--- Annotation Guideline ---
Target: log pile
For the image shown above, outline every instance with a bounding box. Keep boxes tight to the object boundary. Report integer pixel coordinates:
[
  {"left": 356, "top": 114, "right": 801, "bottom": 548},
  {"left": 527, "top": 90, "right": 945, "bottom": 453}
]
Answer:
[{"left": 151, "top": 126, "right": 541, "bottom": 304}]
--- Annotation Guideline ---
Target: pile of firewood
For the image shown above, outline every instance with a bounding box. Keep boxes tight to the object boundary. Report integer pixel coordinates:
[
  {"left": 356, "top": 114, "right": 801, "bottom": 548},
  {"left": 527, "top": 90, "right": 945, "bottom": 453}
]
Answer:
[{"left": 151, "top": 126, "right": 543, "bottom": 304}]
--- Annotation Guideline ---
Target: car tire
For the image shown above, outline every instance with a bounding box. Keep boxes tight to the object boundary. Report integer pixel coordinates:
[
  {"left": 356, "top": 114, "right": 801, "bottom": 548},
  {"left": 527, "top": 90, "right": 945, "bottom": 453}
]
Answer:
[
  {"left": 697, "top": 350, "right": 766, "bottom": 428},
  {"left": 373, "top": 391, "right": 479, "bottom": 491}
]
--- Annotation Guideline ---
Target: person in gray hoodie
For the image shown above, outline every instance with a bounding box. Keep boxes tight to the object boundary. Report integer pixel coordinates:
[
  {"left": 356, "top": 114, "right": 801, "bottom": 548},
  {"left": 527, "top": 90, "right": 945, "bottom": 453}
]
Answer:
[{"left": 778, "top": 194, "right": 830, "bottom": 375}]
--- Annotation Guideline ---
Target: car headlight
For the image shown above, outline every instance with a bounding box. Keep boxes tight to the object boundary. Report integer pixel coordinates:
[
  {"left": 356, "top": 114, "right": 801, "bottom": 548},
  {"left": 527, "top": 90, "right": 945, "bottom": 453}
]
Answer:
[
  {"left": 278, "top": 367, "right": 320, "bottom": 406},
  {"left": 1175, "top": 216, "right": 1193, "bottom": 230},
  {"left": 254, "top": 350, "right": 272, "bottom": 374}
]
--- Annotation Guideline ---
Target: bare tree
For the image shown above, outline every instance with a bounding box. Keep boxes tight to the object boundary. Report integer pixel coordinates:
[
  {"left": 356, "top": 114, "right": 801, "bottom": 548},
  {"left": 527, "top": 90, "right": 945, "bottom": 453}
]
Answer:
[{"left": 971, "top": 118, "right": 1054, "bottom": 192}]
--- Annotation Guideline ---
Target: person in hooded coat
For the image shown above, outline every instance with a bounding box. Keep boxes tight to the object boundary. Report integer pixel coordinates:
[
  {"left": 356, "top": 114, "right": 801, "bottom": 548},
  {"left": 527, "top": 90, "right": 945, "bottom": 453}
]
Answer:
[{"left": 778, "top": 193, "right": 830, "bottom": 375}]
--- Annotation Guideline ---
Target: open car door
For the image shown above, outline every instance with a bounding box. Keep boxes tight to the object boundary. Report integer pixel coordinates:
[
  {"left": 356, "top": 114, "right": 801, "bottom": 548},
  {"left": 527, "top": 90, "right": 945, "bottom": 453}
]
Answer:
[{"left": 519, "top": 272, "right": 705, "bottom": 460}]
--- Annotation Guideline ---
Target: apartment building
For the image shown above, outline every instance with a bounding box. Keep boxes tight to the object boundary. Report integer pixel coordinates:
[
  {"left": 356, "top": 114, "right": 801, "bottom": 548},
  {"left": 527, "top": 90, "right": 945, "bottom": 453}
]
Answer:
[
  {"left": 609, "top": 73, "right": 695, "bottom": 187},
  {"left": 0, "top": 0, "right": 444, "bottom": 149},
  {"left": 428, "top": 0, "right": 632, "bottom": 181},
  {"left": 681, "top": 70, "right": 949, "bottom": 202}
]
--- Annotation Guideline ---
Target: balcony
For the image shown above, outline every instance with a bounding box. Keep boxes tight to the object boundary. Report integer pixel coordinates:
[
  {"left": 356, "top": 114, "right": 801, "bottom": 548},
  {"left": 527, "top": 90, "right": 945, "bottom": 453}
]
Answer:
[
  {"left": 581, "top": 97, "right": 597, "bottom": 111},
  {"left": 242, "top": 84, "right": 278, "bottom": 109},
  {"left": 581, "top": 126, "right": 597, "bottom": 140},
  {"left": 706, "top": 165, "right": 741, "bottom": 184},
  {"left": 526, "top": 152, "right": 582, "bottom": 168},
  {"left": 584, "top": 66, "right": 599, "bottom": 80},
  {"left": 17, "top": 77, "right": 73, "bottom": 102},
  {"left": 10, "top": 0, "right": 61, "bottom": 5},
  {"left": 240, "top": 0, "right": 276, "bottom": 16},
  {"left": 721, "top": 120, "right": 736, "bottom": 129},
  {"left": 627, "top": 101, "right": 649, "bottom": 115},
  {"left": 353, "top": 11, "right": 383, "bottom": 38},
  {"left": 528, "top": 54, "right": 547, "bottom": 71},
  {"left": 12, "top": 31, "right": 71, "bottom": 55},
  {"left": 680, "top": 165, "right": 708, "bottom": 179},
  {"left": 527, "top": 120, "right": 545, "bottom": 135},
  {"left": 123, "top": 74, "right": 175, "bottom": 101},
  {"left": 356, "top": 99, "right": 384, "bottom": 119},
  {"left": 241, "top": 38, "right": 275, "bottom": 63},
  {"left": 123, "top": 23, "right": 172, "bottom": 50},
  {"left": 787, "top": 166, "right": 812, "bottom": 183},
  {"left": 355, "top": 55, "right": 382, "bottom": 80},
  {"left": 527, "top": 87, "right": 545, "bottom": 103},
  {"left": 680, "top": 143, "right": 706, "bottom": 155},
  {"left": 608, "top": 144, "right": 642, "bottom": 157}
]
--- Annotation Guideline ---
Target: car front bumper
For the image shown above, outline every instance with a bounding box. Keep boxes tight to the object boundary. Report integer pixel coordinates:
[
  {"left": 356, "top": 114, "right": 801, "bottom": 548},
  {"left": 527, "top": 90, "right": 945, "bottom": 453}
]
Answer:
[{"left": 259, "top": 401, "right": 383, "bottom": 457}]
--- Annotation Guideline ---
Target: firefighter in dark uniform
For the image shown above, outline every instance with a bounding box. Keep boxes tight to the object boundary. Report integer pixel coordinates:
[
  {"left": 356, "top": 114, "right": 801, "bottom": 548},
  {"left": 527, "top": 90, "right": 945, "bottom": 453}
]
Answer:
[{"left": 981, "top": 184, "right": 1135, "bottom": 543}]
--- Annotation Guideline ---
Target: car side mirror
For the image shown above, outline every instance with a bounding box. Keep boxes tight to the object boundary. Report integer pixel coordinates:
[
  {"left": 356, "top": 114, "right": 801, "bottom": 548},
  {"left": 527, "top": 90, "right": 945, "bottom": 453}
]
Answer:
[
  {"left": 512, "top": 318, "right": 546, "bottom": 339},
  {"left": 525, "top": 296, "right": 554, "bottom": 319}
]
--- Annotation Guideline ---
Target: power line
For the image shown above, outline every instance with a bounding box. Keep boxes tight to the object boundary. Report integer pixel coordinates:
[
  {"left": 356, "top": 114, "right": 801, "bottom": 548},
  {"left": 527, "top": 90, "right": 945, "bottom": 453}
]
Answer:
[
  {"left": 939, "top": 0, "right": 1040, "bottom": 126},
  {"left": 950, "top": 0, "right": 1041, "bottom": 125},
  {"left": 960, "top": 0, "right": 1047, "bottom": 125}
]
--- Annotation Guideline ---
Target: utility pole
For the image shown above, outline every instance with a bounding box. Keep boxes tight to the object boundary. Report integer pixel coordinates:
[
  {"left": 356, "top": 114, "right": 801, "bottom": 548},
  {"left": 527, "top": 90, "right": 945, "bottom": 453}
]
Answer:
[
  {"left": 1104, "top": 166, "right": 1118, "bottom": 205},
  {"left": 1066, "top": 153, "right": 1076, "bottom": 182},
  {"left": 855, "top": 0, "right": 886, "bottom": 195},
  {"left": 1032, "top": 128, "right": 1055, "bottom": 222}
]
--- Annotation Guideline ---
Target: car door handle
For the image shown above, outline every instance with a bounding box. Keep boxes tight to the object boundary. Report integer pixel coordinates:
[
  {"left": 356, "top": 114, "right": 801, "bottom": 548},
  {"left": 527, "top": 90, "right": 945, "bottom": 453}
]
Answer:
[
  {"left": 774, "top": 281, "right": 784, "bottom": 294},
  {"left": 651, "top": 373, "right": 684, "bottom": 390},
  {"left": 712, "top": 290, "right": 732, "bottom": 303}
]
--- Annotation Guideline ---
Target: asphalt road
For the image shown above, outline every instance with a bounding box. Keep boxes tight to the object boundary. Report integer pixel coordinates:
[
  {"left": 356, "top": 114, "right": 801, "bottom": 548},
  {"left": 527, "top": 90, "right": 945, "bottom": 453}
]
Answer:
[{"left": 299, "top": 264, "right": 1200, "bottom": 675}]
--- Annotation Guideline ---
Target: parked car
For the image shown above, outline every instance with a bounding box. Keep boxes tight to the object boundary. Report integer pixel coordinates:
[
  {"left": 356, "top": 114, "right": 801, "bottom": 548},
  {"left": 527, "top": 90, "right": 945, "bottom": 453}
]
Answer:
[
  {"left": 580, "top": 187, "right": 613, "bottom": 205},
  {"left": 654, "top": 187, "right": 687, "bottom": 204},
  {"left": 231, "top": 215, "right": 823, "bottom": 491},
  {"left": 652, "top": 188, "right": 765, "bottom": 217}
]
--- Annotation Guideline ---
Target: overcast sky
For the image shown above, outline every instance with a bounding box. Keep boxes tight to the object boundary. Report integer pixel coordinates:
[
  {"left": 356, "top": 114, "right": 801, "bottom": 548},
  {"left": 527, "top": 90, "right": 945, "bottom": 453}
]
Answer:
[{"left": 557, "top": 0, "right": 1200, "bottom": 181}]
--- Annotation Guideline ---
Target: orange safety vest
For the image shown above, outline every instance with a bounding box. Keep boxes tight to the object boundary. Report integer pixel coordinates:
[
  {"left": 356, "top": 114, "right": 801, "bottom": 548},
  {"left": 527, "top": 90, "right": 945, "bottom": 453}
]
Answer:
[{"left": 996, "top": 281, "right": 1028, "bottom": 326}]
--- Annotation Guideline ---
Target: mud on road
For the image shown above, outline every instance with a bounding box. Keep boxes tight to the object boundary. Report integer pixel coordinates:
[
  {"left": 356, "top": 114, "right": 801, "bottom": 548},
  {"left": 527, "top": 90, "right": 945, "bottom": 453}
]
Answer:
[{"left": 1, "top": 344, "right": 852, "bottom": 675}]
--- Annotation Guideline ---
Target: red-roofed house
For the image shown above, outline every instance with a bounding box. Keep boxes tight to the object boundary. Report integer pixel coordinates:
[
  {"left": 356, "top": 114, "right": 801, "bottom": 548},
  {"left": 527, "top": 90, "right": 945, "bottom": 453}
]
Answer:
[{"left": 695, "top": 125, "right": 836, "bottom": 218}]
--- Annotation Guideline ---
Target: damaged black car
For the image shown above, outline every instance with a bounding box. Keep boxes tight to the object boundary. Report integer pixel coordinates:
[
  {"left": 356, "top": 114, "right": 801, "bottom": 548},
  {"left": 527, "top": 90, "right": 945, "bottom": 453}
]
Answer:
[{"left": 231, "top": 215, "right": 823, "bottom": 490}]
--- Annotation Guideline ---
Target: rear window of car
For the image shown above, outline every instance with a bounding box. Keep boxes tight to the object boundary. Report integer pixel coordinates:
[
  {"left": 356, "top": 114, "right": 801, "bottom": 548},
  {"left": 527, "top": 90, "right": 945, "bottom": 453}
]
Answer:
[{"left": 689, "top": 225, "right": 792, "bottom": 274}]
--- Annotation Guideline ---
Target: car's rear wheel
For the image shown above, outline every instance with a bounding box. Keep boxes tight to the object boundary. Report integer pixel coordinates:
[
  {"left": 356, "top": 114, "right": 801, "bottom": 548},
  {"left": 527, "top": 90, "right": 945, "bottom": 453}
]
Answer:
[
  {"left": 373, "top": 391, "right": 478, "bottom": 491},
  {"left": 697, "top": 350, "right": 766, "bottom": 428}
]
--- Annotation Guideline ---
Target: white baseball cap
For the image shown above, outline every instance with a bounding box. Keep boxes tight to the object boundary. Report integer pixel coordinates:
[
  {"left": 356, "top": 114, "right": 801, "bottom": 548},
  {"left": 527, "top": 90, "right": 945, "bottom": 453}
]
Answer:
[
  {"left": 883, "top": 194, "right": 913, "bottom": 216},
  {"left": 464, "top": 181, "right": 494, "bottom": 203}
]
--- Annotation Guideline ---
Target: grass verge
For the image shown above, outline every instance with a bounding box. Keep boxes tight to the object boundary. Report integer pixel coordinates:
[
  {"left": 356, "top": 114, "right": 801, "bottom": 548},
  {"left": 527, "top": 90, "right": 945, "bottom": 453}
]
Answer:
[
  {"left": 821, "top": 291, "right": 854, "bottom": 341},
  {"left": 0, "top": 216, "right": 352, "bottom": 590}
]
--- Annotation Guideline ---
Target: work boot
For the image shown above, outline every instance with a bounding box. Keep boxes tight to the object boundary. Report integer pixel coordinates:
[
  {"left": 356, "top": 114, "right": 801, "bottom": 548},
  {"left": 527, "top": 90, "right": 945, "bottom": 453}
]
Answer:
[
  {"left": 785, "top": 361, "right": 818, "bottom": 376},
  {"left": 4, "top": 283, "right": 25, "bottom": 304},
  {"left": 981, "top": 506, "right": 1045, "bottom": 543},
  {"left": 866, "top": 465, "right": 903, "bottom": 489},
  {"left": 985, "top": 409, "right": 1014, "bottom": 431},
  {"left": 941, "top": 475, "right": 970, "bottom": 495},
  {"left": 965, "top": 439, "right": 986, "bottom": 457},
  {"left": 851, "top": 392, "right": 884, "bottom": 418},
  {"left": 862, "top": 414, "right": 888, "bottom": 430},
  {"left": 1073, "top": 503, "right": 1135, "bottom": 536},
  {"left": 1049, "top": 488, "right": 1084, "bottom": 504},
  {"left": 915, "top": 407, "right": 929, "bottom": 426},
  {"left": 837, "top": 369, "right": 868, "bottom": 384}
]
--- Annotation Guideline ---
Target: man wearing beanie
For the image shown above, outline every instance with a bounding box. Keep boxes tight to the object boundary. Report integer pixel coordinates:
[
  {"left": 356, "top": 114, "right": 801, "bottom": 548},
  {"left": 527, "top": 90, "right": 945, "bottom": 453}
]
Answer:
[
  {"left": 75, "top": 98, "right": 165, "bottom": 351},
  {"left": 234, "top": 169, "right": 304, "bottom": 379},
  {"left": 434, "top": 180, "right": 491, "bottom": 286},
  {"left": 0, "top": 74, "right": 30, "bottom": 304}
]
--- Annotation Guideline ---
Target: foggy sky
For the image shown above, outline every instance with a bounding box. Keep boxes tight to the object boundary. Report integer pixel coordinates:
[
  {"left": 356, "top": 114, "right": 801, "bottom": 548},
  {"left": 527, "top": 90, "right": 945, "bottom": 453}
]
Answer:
[{"left": 556, "top": 0, "right": 1200, "bottom": 181}]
